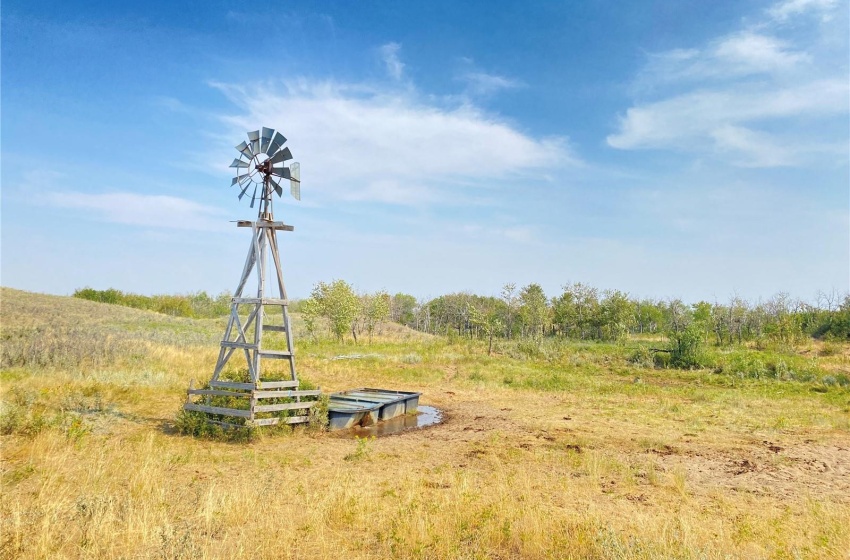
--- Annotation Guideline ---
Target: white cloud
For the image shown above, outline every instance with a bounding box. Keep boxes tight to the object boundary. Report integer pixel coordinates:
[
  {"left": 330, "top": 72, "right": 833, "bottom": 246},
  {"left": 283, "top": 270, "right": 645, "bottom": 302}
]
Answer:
[
  {"left": 713, "top": 32, "right": 809, "bottom": 73},
  {"left": 639, "top": 32, "right": 808, "bottom": 86},
  {"left": 379, "top": 42, "right": 404, "bottom": 80},
  {"left": 708, "top": 125, "right": 796, "bottom": 167},
  {"left": 211, "top": 78, "right": 574, "bottom": 206},
  {"left": 48, "top": 191, "right": 229, "bottom": 231},
  {"left": 610, "top": 1, "right": 848, "bottom": 167},
  {"left": 609, "top": 79, "right": 846, "bottom": 151},
  {"left": 461, "top": 72, "right": 521, "bottom": 96},
  {"left": 768, "top": 0, "right": 839, "bottom": 21}
]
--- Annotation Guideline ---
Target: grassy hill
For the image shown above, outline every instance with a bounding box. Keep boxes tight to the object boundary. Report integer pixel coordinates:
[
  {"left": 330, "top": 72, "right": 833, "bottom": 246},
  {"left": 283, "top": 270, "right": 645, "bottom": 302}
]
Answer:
[{"left": 1, "top": 287, "right": 849, "bottom": 559}]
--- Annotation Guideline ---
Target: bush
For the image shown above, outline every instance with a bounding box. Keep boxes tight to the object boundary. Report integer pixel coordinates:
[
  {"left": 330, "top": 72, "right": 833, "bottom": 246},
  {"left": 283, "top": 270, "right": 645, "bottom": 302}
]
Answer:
[
  {"left": 668, "top": 324, "right": 705, "bottom": 369},
  {"left": 628, "top": 346, "right": 654, "bottom": 369},
  {"left": 174, "top": 409, "right": 255, "bottom": 442},
  {"left": 728, "top": 353, "right": 768, "bottom": 379},
  {"left": 401, "top": 353, "right": 422, "bottom": 364},
  {"left": 73, "top": 287, "right": 231, "bottom": 318},
  {"left": 308, "top": 394, "right": 330, "bottom": 432}
]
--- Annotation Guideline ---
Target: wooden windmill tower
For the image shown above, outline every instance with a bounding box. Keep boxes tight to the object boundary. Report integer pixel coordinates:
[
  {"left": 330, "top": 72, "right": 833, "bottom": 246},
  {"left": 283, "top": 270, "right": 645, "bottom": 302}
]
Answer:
[{"left": 184, "top": 127, "right": 321, "bottom": 427}]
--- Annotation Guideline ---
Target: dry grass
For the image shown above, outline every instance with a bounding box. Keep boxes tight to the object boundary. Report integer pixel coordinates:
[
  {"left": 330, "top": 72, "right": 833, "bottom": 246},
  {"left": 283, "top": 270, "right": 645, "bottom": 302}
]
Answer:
[{"left": 2, "top": 288, "right": 849, "bottom": 559}]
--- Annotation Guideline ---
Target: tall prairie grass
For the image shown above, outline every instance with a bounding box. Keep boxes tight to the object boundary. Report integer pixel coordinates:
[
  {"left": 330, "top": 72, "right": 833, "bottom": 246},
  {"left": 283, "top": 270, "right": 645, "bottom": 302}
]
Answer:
[{"left": 2, "top": 288, "right": 849, "bottom": 559}]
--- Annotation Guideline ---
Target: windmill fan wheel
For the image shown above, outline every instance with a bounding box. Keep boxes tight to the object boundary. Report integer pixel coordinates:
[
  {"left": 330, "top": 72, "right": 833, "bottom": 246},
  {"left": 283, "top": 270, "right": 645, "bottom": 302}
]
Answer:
[{"left": 229, "top": 126, "right": 301, "bottom": 208}]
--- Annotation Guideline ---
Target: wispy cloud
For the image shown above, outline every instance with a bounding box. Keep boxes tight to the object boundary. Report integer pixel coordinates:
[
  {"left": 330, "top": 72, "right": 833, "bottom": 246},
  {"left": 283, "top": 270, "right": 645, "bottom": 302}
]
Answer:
[
  {"left": 460, "top": 71, "right": 522, "bottom": 96},
  {"left": 608, "top": 79, "right": 847, "bottom": 165},
  {"left": 609, "top": 0, "right": 848, "bottom": 167},
  {"left": 379, "top": 42, "right": 405, "bottom": 80},
  {"left": 767, "top": 0, "right": 839, "bottom": 22},
  {"left": 48, "top": 191, "right": 229, "bottom": 231},
  {"left": 210, "top": 74, "right": 575, "bottom": 206},
  {"left": 453, "top": 56, "right": 523, "bottom": 98}
]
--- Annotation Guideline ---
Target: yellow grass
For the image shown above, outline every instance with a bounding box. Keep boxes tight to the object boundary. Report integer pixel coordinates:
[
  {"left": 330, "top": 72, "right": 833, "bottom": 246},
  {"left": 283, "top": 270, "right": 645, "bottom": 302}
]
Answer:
[{"left": 1, "top": 288, "right": 849, "bottom": 559}]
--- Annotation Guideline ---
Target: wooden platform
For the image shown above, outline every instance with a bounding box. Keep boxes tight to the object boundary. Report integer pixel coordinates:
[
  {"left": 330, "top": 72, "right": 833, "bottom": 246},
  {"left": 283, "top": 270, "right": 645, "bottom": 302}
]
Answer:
[{"left": 184, "top": 380, "right": 319, "bottom": 427}]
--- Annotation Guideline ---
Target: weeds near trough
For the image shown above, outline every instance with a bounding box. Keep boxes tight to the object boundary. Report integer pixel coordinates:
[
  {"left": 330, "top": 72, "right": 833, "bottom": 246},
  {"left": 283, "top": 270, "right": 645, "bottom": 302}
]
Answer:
[{"left": 344, "top": 436, "right": 374, "bottom": 461}]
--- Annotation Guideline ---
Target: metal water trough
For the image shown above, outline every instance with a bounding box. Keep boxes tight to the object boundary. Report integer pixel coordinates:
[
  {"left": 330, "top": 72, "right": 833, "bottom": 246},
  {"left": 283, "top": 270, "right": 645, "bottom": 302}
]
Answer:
[{"left": 327, "top": 388, "right": 420, "bottom": 430}]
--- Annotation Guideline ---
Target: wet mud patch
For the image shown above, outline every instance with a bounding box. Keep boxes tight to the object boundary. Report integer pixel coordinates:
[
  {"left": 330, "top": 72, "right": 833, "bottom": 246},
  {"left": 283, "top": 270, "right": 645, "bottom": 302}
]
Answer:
[{"left": 336, "top": 406, "right": 445, "bottom": 438}]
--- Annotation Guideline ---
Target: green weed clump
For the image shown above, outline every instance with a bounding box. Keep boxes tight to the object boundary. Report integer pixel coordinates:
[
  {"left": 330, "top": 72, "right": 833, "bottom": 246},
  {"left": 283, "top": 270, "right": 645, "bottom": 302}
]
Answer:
[
  {"left": 344, "top": 436, "right": 374, "bottom": 461},
  {"left": 0, "top": 387, "right": 103, "bottom": 440},
  {"left": 627, "top": 346, "right": 654, "bottom": 369},
  {"left": 174, "top": 409, "right": 255, "bottom": 442},
  {"left": 308, "top": 393, "right": 330, "bottom": 432}
]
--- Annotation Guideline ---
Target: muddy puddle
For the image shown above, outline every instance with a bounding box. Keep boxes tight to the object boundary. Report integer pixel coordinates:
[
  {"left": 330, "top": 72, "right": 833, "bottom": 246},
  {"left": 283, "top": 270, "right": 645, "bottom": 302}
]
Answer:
[{"left": 337, "top": 406, "right": 443, "bottom": 438}]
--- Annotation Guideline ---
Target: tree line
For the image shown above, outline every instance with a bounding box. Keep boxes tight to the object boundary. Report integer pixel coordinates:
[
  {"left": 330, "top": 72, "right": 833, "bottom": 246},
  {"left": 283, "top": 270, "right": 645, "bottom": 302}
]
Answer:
[
  {"left": 73, "top": 287, "right": 232, "bottom": 318},
  {"left": 387, "top": 283, "right": 850, "bottom": 348},
  {"left": 73, "top": 283, "right": 850, "bottom": 350}
]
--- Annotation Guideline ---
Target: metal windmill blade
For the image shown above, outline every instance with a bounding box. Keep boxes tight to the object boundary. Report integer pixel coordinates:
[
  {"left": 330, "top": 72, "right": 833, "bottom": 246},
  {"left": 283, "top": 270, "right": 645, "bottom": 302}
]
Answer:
[
  {"left": 238, "top": 182, "right": 251, "bottom": 200},
  {"left": 260, "top": 127, "right": 275, "bottom": 153},
  {"left": 289, "top": 162, "right": 301, "bottom": 200},
  {"left": 269, "top": 146, "right": 292, "bottom": 164},
  {"left": 230, "top": 158, "right": 249, "bottom": 169},
  {"left": 271, "top": 166, "right": 291, "bottom": 179},
  {"left": 269, "top": 177, "right": 284, "bottom": 197},
  {"left": 235, "top": 140, "right": 253, "bottom": 159},
  {"left": 231, "top": 173, "right": 251, "bottom": 186},
  {"left": 249, "top": 184, "right": 259, "bottom": 208},
  {"left": 247, "top": 130, "right": 260, "bottom": 154},
  {"left": 266, "top": 131, "right": 286, "bottom": 156}
]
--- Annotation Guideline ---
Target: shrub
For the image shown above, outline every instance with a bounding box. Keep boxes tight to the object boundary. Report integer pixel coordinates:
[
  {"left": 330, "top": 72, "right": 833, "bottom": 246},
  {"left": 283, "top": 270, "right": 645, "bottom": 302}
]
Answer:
[
  {"left": 401, "top": 353, "right": 422, "bottom": 364},
  {"left": 668, "top": 324, "right": 705, "bottom": 369},
  {"left": 728, "top": 353, "right": 768, "bottom": 379},
  {"left": 628, "top": 346, "right": 654, "bottom": 369},
  {"left": 308, "top": 394, "right": 330, "bottom": 432}
]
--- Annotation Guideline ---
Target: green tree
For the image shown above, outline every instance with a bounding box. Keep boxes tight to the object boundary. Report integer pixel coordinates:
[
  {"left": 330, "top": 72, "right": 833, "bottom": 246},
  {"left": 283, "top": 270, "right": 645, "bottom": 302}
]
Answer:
[
  {"left": 691, "top": 301, "right": 713, "bottom": 343},
  {"left": 635, "top": 298, "right": 664, "bottom": 335},
  {"left": 552, "top": 289, "right": 576, "bottom": 338},
  {"left": 519, "top": 283, "right": 549, "bottom": 344},
  {"left": 391, "top": 293, "right": 417, "bottom": 327},
  {"left": 668, "top": 322, "right": 705, "bottom": 369},
  {"left": 301, "top": 297, "right": 322, "bottom": 341},
  {"left": 468, "top": 297, "right": 505, "bottom": 355},
  {"left": 311, "top": 280, "right": 360, "bottom": 343},
  {"left": 599, "top": 290, "right": 635, "bottom": 342},
  {"left": 558, "top": 283, "right": 599, "bottom": 339},
  {"left": 501, "top": 283, "right": 519, "bottom": 339},
  {"left": 361, "top": 290, "right": 391, "bottom": 343}
]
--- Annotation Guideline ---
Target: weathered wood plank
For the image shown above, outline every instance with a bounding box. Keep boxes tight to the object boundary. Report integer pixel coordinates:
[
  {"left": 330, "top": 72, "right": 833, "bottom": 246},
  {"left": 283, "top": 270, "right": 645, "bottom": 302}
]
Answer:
[
  {"left": 259, "top": 350, "right": 292, "bottom": 359},
  {"left": 254, "top": 389, "right": 321, "bottom": 399},
  {"left": 236, "top": 220, "right": 294, "bottom": 231},
  {"left": 209, "top": 381, "right": 255, "bottom": 390},
  {"left": 259, "top": 380, "right": 299, "bottom": 389},
  {"left": 254, "top": 401, "right": 316, "bottom": 413},
  {"left": 220, "top": 341, "right": 258, "bottom": 350},
  {"left": 262, "top": 325, "right": 287, "bottom": 332},
  {"left": 188, "top": 389, "right": 250, "bottom": 398},
  {"left": 232, "top": 297, "right": 289, "bottom": 305},
  {"left": 183, "top": 403, "right": 251, "bottom": 418}
]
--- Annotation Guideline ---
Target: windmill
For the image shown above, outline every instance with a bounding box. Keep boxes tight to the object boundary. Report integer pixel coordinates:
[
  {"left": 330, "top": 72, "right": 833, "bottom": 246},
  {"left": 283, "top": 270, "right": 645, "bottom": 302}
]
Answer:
[{"left": 184, "top": 127, "right": 320, "bottom": 428}]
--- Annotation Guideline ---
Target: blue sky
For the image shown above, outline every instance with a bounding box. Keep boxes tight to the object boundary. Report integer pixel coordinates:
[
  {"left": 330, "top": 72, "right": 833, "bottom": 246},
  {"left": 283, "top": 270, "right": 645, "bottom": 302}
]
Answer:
[{"left": 2, "top": 0, "right": 848, "bottom": 303}]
